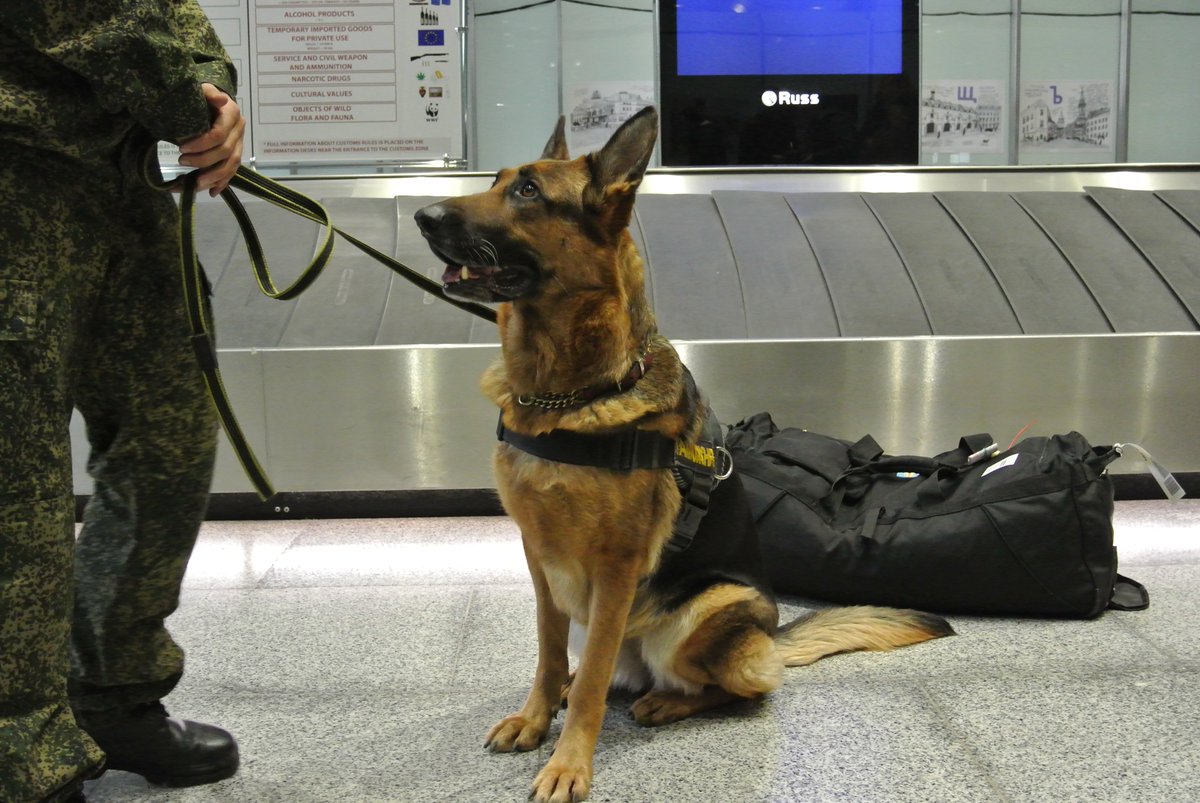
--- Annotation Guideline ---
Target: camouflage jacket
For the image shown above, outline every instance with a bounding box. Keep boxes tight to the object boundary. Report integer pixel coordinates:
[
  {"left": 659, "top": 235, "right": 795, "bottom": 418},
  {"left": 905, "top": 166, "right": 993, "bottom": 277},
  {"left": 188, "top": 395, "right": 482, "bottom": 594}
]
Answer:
[{"left": 0, "top": 0, "right": 236, "bottom": 168}]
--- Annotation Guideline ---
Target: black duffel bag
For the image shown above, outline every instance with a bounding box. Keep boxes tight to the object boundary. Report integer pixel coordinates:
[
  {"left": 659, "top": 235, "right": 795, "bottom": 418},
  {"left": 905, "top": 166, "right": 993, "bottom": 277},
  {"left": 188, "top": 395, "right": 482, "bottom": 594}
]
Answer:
[{"left": 726, "top": 412, "right": 1149, "bottom": 618}]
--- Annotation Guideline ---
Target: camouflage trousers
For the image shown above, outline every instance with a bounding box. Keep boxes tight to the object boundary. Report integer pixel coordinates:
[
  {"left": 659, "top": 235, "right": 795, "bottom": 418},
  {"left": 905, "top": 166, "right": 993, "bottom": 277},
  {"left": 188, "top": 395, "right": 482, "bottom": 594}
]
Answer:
[{"left": 0, "top": 144, "right": 217, "bottom": 802}]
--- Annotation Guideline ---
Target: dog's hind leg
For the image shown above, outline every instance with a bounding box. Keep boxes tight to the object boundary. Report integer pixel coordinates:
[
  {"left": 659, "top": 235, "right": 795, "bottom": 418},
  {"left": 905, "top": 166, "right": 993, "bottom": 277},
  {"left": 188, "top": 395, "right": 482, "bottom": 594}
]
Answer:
[
  {"left": 486, "top": 558, "right": 571, "bottom": 753},
  {"left": 632, "top": 584, "right": 783, "bottom": 726},
  {"left": 629, "top": 684, "right": 747, "bottom": 726}
]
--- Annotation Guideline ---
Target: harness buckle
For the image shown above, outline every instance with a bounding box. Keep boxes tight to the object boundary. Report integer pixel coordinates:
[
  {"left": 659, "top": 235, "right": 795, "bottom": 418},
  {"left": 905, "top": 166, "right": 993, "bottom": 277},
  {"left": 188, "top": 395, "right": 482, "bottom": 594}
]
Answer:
[{"left": 714, "top": 446, "right": 734, "bottom": 481}]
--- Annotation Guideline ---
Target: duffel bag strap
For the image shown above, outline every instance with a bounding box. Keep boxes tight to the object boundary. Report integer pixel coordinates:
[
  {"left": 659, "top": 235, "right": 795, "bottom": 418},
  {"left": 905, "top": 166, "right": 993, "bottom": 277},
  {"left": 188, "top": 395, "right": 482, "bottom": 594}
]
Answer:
[
  {"left": 848, "top": 435, "right": 884, "bottom": 466},
  {"left": 958, "top": 433, "right": 998, "bottom": 463},
  {"left": 1109, "top": 574, "right": 1150, "bottom": 611},
  {"left": 959, "top": 433, "right": 995, "bottom": 453}
]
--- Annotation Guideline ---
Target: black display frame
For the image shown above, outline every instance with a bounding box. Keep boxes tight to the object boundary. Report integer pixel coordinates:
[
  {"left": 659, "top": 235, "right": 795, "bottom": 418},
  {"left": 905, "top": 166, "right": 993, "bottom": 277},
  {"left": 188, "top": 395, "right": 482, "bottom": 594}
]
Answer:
[{"left": 657, "top": 0, "right": 921, "bottom": 167}]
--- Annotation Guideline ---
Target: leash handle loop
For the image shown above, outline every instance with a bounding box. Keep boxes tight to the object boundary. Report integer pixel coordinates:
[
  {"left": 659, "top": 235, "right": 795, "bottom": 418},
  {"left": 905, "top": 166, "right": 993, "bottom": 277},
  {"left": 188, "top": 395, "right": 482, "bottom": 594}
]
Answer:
[
  {"left": 173, "top": 163, "right": 498, "bottom": 500},
  {"left": 178, "top": 170, "right": 276, "bottom": 501}
]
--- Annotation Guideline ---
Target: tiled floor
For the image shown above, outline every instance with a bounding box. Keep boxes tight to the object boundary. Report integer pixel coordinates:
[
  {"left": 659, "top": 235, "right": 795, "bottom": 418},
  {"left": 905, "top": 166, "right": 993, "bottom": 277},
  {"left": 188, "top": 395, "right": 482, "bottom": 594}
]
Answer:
[{"left": 84, "top": 501, "right": 1200, "bottom": 803}]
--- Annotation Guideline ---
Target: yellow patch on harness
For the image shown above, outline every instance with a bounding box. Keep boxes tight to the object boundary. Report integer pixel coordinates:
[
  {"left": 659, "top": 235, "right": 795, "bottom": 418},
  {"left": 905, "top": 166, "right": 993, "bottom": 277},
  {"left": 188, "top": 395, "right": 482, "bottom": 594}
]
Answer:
[{"left": 675, "top": 441, "right": 715, "bottom": 468}]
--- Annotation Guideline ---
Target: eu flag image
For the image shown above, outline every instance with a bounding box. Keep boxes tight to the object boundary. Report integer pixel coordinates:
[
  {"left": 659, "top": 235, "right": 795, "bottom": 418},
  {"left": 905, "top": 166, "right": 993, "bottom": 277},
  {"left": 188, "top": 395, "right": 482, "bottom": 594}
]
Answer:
[{"left": 419, "top": 29, "right": 445, "bottom": 47}]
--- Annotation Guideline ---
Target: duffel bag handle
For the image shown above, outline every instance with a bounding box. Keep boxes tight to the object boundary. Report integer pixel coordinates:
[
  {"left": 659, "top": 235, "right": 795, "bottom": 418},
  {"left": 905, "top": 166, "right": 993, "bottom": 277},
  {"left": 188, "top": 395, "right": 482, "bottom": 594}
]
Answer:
[
  {"left": 847, "top": 433, "right": 994, "bottom": 474},
  {"left": 827, "top": 432, "right": 996, "bottom": 512}
]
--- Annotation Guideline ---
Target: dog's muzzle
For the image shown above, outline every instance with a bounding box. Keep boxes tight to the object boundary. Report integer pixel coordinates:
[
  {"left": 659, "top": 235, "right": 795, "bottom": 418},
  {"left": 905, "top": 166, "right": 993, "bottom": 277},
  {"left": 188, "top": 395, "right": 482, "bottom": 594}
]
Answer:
[{"left": 414, "top": 202, "right": 539, "bottom": 302}]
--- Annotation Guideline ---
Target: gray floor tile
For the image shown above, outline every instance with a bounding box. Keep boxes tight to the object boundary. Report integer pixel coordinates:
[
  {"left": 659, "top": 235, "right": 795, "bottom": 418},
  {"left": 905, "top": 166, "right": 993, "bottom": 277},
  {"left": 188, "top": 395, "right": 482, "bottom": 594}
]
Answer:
[
  {"left": 84, "top": 688, "right": 546, "bottom": 803},
  {"left": 182, "top": 520, "right": 309, "bottom": 589},
  {"left": 926, "top": 670, "right": 1200, "bottom": 803},
  {"left": 758, "top": 678, "right": 999, "bottom": 803},
  {"left": 259, "top": 516, "right": 527, "bottom": 588},
  {"left": 451, "top": 585, "right": 539, "bottom": 690},
  {"left": 1112, "top": 563, "right": 1200, "bottom": 665},
  {"left": 81, "top": 501, "right": 1200, "bottom": 802},
  {"left": 171, "top": 586, "right": 473, "bottom": 693},
  {"left": 1113, "top": 499, "right": 1200, "bottom": 567}
]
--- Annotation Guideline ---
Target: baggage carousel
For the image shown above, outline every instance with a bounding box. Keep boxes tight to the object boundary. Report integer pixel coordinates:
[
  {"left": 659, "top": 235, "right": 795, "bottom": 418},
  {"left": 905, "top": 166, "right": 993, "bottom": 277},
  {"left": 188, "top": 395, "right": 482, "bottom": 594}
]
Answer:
[{"left": 71, "top": 164, "right": 1200, "bottom": 515}]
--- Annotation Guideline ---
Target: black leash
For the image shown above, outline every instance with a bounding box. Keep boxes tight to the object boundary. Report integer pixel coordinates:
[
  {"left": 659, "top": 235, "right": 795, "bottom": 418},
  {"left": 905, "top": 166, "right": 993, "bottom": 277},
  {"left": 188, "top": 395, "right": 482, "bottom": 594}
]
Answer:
[{"left": 171, "top": 163, "right": 497, "bottom": 501}]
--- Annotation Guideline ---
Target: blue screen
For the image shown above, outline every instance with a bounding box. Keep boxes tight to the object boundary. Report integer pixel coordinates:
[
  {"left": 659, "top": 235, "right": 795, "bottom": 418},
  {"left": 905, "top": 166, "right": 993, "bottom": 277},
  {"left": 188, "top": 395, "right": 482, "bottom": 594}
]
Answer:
[{"left": 676, "top": 0, "right": 903, "bottom": 77}]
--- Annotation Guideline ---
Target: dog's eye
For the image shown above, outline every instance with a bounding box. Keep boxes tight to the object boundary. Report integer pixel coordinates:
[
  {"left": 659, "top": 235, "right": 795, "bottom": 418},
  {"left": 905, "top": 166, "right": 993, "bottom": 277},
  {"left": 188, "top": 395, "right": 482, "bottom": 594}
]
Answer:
[{"left": 517, "top": 180, "right": 540, "bottom": 199}]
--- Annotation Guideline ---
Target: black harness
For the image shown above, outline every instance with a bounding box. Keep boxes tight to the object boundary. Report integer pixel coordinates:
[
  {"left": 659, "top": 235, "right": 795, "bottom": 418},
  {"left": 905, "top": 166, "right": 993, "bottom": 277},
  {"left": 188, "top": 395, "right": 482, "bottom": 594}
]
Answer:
[{"left": 496, "top": 369, "right": 732, "bottom": 553}]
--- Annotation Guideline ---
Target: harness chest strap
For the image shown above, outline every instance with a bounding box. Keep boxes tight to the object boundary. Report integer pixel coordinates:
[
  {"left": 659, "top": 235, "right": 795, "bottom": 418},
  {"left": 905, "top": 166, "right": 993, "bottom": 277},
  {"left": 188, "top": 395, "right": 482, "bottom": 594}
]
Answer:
[
  {"left": 496, "top": 404, "right": 732, "bottom": 553},
  {"left": 496, "top": 416, "right": 676, "bottom": 471}
]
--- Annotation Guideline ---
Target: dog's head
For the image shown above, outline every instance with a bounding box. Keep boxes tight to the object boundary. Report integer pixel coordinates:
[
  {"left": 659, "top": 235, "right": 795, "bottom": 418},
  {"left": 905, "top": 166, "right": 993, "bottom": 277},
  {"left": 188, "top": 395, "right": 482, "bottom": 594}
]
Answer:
[{"left": 414, "top": 106, "right": 658, "bottom": 304}]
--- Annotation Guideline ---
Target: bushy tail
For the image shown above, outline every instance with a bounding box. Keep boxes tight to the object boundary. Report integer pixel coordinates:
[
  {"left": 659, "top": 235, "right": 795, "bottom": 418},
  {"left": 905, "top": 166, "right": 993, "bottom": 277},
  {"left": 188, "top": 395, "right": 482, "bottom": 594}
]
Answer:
[{"left": 774, "top": 606, "right": 954, "bottom": 667}]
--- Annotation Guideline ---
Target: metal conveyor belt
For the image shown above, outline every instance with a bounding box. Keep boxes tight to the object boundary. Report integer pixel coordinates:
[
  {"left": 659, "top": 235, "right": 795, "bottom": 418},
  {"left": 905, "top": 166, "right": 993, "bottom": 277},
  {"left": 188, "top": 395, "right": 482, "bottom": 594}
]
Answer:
[{"left": 191, "top": 187, "right": 1200, "bottom": 347}]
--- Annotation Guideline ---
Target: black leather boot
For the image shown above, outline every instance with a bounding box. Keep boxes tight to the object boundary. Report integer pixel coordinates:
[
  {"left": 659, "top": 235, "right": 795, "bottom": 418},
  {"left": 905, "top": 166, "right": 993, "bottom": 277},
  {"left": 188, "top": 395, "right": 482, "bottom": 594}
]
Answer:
[{"left": 78, "top": 702, "right": 239, "bottom": 787}]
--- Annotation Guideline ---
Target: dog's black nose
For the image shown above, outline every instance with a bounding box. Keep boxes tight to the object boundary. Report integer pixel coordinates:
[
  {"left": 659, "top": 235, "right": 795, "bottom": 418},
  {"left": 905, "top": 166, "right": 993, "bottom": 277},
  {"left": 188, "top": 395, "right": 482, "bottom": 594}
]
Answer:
[{"left": 414, "top": 203, "right": 446, "bottom": 235}]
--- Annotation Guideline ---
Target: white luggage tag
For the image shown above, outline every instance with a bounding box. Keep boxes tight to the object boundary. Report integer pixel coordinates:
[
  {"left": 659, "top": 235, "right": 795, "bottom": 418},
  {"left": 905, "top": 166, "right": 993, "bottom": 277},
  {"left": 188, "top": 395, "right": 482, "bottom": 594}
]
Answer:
[{"left": 1114, "top": 443, "right": 1186, "bottom": 500}]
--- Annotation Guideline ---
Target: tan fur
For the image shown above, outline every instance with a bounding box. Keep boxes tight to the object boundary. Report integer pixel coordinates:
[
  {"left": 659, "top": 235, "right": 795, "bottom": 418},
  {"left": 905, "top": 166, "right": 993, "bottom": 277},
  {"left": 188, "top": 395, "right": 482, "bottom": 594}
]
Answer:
[
  {"left": 774, "top": 606, "right": 952, "bottom": 667},
  {"left": 417, "top": 109, "right": 952, "bottom": 803}
]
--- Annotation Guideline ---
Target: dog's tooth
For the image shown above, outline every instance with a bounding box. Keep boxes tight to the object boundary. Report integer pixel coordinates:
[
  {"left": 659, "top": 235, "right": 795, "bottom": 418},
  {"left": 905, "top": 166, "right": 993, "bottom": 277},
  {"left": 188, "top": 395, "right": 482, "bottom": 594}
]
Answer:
[{"left": 461, "top": 266, "right": 472, "bottom": 281}]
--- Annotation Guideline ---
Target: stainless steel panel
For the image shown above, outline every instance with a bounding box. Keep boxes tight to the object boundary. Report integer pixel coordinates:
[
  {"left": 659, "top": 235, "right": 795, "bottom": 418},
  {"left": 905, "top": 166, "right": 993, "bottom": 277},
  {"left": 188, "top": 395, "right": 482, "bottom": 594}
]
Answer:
[
  {"left": 70, "top": 333, "right": 1199, "bottom": 496},
  {"left": 676, "top": 335, "right": 1195, "bottom": 470},
  {"left": 257, "top": 345, "right": 498, "bottom": 491}
]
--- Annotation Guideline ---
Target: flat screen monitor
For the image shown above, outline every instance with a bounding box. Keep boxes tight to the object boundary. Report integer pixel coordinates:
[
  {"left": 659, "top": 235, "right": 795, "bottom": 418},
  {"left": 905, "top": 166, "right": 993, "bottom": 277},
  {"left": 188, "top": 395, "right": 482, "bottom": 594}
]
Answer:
[{"left": 658, "top": 0, "right": 920, "bottom": 166}]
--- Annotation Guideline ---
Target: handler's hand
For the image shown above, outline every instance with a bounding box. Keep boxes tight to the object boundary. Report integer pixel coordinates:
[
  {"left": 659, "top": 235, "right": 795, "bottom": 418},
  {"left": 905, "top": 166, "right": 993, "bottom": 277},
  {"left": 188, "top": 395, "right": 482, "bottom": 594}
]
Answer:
[{"left": 178, "top": 83, "right": 246, "bottom": 196}]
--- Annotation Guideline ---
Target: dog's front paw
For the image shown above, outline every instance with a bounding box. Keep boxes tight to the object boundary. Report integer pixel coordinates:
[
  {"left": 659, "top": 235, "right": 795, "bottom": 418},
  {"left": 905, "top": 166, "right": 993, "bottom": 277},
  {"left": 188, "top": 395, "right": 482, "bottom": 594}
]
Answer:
[
  {"left": 484, "top": 714, "right": 550, "bottom": 753},
  {"left": 531, "top": 756, "right": 592, "bottom": 803}
]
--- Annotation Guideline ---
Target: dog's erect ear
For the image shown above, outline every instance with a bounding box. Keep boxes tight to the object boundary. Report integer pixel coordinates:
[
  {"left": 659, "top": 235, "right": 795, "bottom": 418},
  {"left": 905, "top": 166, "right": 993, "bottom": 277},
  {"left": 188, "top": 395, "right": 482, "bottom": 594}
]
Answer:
[
  {"left": 590, "top": 106, "right": 658, "bottom": 192},
  {"left": 540, "top": 116, "right": 570, "bottom": 161}
]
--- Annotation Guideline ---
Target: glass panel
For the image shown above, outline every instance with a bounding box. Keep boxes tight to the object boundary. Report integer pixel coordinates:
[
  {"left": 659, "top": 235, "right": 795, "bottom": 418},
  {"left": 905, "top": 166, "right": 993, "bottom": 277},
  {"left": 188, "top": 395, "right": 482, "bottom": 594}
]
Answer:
[
  {"left": 1128, "top": 3, "right": 1200, "bottom": 162},
  {"left": 1023, "top": 0, "right": 1120, "bottom": 11},
  {"left": 1018, "top": 11, "right": 1121, "bottom": 165},
  {"left": 560, "top": 0, "right": 655, "bottom": 157},
  {"left": 921, "top": 6, "right": 1012, "bottom": 165},
  {"left": 923, "top": 0, "right": 1009, "bottom": 13},
  {"left": 473, "top": 0, "right": 560, "bottom": 170}
]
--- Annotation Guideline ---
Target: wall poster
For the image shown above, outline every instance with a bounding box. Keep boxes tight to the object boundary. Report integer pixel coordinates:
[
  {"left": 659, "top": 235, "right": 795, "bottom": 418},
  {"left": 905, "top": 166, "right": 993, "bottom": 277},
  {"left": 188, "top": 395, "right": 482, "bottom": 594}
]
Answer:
[
  {"left": 251, "top": 0, "right": 462, "bottom": 164},
  {"left": 165, "top": 0, "right": 465, "bottom": 170},
  {"left": 920, "top": 80, "right": 1006, "bottom": 157},
  {"left": 564, "top": 81, "right": 655, "bottom": 156},
  {"left": 1019, "top": 80, "right": 1114, "bottom": 157}
]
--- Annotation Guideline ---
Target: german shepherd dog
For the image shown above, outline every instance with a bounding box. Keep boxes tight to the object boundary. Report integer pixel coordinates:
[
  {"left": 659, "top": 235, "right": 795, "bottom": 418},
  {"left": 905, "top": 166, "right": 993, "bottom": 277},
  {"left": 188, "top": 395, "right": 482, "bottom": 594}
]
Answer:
[{"left": 414, "top": 107, "right": 952, "bottom": 803}]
